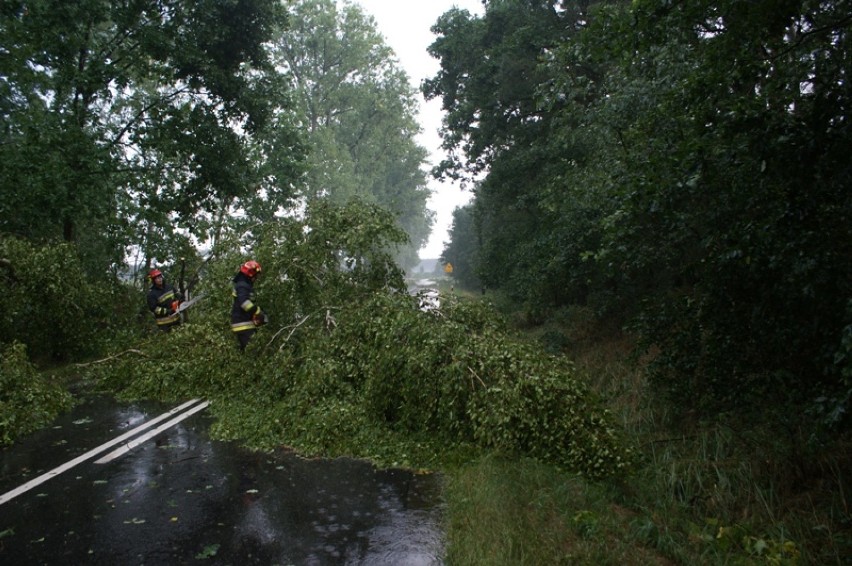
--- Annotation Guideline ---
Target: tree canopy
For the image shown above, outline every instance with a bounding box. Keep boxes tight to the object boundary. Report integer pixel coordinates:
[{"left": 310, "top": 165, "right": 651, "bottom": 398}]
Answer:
[
  {"left": 0, "top": 0, "right": 437, "bottom": 274},
  {"left": 0, "top": 0, "right": 303, "bottom": 273},
  {"left": 426, "top": 0, "right": 852, "bottom": 426}
]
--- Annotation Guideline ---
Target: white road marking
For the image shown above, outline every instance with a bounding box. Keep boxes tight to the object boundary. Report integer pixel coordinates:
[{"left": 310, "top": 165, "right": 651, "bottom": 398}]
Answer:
[
  {"left": 0, "top": 398, "right": 204, "bottom": 506},
  {"left": 94, "top": 400, "right": 210, "bottom": 464}
]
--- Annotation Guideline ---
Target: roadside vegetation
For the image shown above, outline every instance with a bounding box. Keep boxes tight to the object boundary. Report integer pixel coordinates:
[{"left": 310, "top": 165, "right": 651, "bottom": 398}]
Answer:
[
  {"left": 498, "top": 314, "right": 849, "bottom": 566},
  {"left": 76, "top": 201, "right": 634, "bottom": 484},
  {"left": 429, "top": 286, "right": 850, "bottom": 566},
  {"left": 3, "top": 226, "right": 848, "bottom": 563},
  {"left": 0, "top": 342, "right": 73, "bottom": 446}
]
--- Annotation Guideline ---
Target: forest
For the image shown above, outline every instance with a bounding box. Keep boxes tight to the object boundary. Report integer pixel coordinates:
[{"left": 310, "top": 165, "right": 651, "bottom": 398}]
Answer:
[{"left": 2, "top": 0, "right": 850, "bottom": 564}]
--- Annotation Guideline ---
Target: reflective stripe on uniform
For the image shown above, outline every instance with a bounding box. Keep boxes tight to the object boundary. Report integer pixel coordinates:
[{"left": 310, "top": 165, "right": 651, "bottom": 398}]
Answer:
[
  {"left": 240, "top": 299, "right": 255, "bottom": 312},
  {"left": 155, "top": 290, "right": 177, "bottom": 319},
  {"left": 231, "top": 321, "right": 255, "bottom": 332},
  {"left": 156, "top": 313, "right": 180, "bottom": 325},
  {"left": 158, "top": 290, "right": 176, "bottom": 303}
]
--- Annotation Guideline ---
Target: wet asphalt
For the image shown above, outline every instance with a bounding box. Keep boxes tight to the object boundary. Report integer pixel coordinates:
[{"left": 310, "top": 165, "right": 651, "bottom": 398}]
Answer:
[{"left": 0, "top": 395, "right": 444, "bottom": 565}]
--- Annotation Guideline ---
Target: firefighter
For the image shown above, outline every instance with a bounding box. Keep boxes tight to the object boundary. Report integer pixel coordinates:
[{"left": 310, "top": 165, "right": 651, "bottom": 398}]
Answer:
[
  {"left": 231, "top": 260, "right": 266, "bottom": 351},
  {"left": 146, "top": 268, "right": 182, "bottom": 331}
]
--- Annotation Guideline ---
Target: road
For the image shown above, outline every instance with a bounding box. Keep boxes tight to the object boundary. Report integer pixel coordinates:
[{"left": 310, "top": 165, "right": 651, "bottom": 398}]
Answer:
[{"left": 0, "top": 395, "right": 444, "bottom": 565}]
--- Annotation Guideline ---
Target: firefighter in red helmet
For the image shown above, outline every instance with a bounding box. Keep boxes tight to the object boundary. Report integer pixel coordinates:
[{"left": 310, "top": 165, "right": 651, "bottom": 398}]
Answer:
[
  {"left": 231, "top": 260, "right": 266, "bottom": 351},
  {"left": 146, "top": 268, "right": 182, "bottom": 331}
]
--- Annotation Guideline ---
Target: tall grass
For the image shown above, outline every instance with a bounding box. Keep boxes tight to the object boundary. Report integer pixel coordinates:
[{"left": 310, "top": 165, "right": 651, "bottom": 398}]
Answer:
[
  {"left": 573, "top": 318, "right": 850, "bottom": 564},
  {"left": 443, "top": 454, "right": 673, "bottom": 565}
]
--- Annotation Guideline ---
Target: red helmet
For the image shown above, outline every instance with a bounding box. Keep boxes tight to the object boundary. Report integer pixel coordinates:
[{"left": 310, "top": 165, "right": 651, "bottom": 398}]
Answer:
[
  {"left": 240, "top": 260, "right": 262, "bottom": 279},
  {"left": 148, "top": 268, "right": 163, "bottom": 280}
]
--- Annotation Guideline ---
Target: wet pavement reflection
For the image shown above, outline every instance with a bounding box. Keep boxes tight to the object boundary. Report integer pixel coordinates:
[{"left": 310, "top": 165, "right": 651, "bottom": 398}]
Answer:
[{"left": 0, "top": 396, "right": 445, "bottom": 564}]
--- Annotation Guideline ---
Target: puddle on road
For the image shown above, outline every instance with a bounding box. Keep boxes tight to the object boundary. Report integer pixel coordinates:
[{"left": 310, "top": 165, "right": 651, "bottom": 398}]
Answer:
[{"left": 0, "top": 396, "right": 445, "bottom": 565}]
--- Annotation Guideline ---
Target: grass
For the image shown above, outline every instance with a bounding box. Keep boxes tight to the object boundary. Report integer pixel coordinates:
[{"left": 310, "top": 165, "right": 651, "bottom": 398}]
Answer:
[
  {"left": 443, "top": 454, "right": 674, "bottom": 565},
  {"left": 440, "top": 291, "right": 852, "bottom": 565}
]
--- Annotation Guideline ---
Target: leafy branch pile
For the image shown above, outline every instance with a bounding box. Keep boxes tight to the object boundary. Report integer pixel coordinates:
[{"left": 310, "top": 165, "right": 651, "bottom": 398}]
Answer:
[
  {"left": 0, "top": 237, "right": 115, "bottom": 362},
  {"left": 83, "top": 201, "right": 633, "bottom": 479},
  {"left": 0, "top": 342, "right": 73, "bottom": 445}
]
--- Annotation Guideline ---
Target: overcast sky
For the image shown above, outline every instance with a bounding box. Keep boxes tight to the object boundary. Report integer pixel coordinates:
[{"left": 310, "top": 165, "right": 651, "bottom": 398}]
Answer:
[{"left": 349, "top": 0, "right": 485, "bottom": 259}]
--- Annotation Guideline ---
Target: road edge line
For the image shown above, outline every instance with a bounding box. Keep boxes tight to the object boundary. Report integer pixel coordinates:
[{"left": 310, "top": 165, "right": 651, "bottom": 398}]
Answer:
[
  {"left": 0, "top": 398, "right": 203, "bottom": 506},
  {"left": 94, "top": 400, "right": 210, "bottom": 464}
]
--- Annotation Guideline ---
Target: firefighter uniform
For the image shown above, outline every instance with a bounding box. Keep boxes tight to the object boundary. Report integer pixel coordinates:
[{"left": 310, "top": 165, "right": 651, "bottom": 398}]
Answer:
[
  {"left": 147, "top": 270, "right": 182, "bottom": 331},
  {"left": 231, "top": 261, "right": 264, "bottom": 351}
]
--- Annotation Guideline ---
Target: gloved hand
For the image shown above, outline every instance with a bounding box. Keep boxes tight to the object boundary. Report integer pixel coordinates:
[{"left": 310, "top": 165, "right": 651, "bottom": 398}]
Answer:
[
  {"left": 252, "top": 313, "right": 268, "bottom": 326},
  {"left": 171, "top": 300, "right": 180, "bottom": 313}
]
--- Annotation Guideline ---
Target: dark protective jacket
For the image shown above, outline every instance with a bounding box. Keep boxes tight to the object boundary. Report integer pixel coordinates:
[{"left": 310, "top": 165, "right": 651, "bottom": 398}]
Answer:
[
  {"left": 147, "top": 281, "right": 182, "bottom": 329},
  {"left": 231, "top": 272, "right": 262, "bottom": 333}
]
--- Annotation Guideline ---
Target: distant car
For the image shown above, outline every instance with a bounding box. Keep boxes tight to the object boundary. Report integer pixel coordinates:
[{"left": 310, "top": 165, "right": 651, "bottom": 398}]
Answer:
[{"left": 415, "top": 288, "right": 441, "bottom": 313}]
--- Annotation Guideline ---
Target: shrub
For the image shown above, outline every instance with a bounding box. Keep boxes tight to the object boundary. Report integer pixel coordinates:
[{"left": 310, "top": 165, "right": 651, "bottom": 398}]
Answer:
[
  {"left": 0, "top": 342, "right": 73, "bottom": 445},
  {"left": 0, "top": 237, "right": 110, "bottom": 361}
]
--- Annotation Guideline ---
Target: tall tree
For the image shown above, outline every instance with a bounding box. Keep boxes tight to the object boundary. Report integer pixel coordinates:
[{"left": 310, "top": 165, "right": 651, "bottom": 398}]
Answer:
[
  {"left": 423, "top": 0, "right": 598, "bottom": 306},
  {"left": 272, "top": 0, "right": 433, "bottom": 267},
  {"left": 0, "top": 0, "right": 300, "bottom": 272},
  {"left": 427, "top": 0, "right": 852, "bottom": 425},
  {"left": 580, "top": 0, "right": 852, "bottom": 415},
  {"left": 441, "top": 204, "right": 481, "bottom": 291}
]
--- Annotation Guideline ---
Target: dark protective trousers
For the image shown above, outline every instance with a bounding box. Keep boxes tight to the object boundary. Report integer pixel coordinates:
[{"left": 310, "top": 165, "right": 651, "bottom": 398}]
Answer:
[{"left": 235, "top": 329, "right": 256, "bottom": 352}]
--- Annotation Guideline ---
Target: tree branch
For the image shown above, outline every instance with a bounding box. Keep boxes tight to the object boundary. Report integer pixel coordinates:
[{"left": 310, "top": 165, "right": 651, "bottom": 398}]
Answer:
[
  {"left": 74, "top": 349, "right": 147, "bottom": 367},
  {"left": 108, "top": 86, "right": 192, "bottom": 149}
]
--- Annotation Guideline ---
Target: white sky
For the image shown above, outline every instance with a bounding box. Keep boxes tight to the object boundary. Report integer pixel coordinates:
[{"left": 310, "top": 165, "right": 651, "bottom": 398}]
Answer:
[{"left": 349, "top": 0, "right": 485, "bottom": 259}]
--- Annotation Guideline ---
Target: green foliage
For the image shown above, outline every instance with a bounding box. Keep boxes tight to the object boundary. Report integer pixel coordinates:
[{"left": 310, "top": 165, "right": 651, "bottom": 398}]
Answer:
[
  {"left": 434, "top": 314, "right": 852, "bottom": 565},
  {"left": 0, "top": 342, "right": 73, "bottom": 445},
  {"left": 624, "top": 410, "right": 848, "bottom": 565},
  {"left": 424, "top": 0, "right": 611, "bottom": 313},
  {"left": 590, "top": 0, "right": 852, "bottom": 420},
  {"left": 86, "top": 322, "right": 245, "bottom": 402},
  {"left": 270, "top": 285, "right": 632, "bottom": 478},
  {"left": 464, "top": 334, "right": 633, "bottom": 479},
  {"left": 443, "top": 455, "right": 671, "bottom": 566},
  {"left": 441, "top": 204, "right": 482, "bottom": 291},
  {"left": 426, "top": 0, "right": 852, "bottom": 432},
  {"left": 91, "top": 295, "right": 634, "bottom": 478},
  {"left": 0, "top": 236, "right": 116, "bottom": 361},
  {"left": 499, "top": 320, "right": 852, "bottom": 565},
  {"left": 207, "top": 198, "right": 410, "bottom": 334},
  {"left": 317, "top": 293, "right": 484, "bottom": 439},
  {"left": 680, "top": 519, "right": 801, "bottom": 565},
  {"left": 0, "top": 0, "right": 302, "bottom": 273},
  {"left": 86, "top": 200, "right": 632, "bottom": 479}
]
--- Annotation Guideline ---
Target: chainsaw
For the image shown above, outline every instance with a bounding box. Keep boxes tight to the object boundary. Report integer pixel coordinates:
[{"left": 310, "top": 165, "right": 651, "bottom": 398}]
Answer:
[{"left": 177, "top": 293, "right": 206, "bottom": 313}]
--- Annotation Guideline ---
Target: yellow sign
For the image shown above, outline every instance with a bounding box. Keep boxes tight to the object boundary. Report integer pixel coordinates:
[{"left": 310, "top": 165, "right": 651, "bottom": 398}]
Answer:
[{"left": 444, "top": 262, "right": 453, "bottom": 273}]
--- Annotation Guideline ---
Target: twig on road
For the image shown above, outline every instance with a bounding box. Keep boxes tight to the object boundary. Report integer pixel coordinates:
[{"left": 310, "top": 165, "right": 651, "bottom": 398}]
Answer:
[{"left": 74, "top": 349, "right": 147, "bottom": 367}]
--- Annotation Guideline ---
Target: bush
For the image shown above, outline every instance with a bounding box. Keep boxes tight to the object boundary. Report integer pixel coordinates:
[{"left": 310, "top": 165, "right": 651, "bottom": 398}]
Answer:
[
  {"left": 0, "top": 342, "right": 73, "bottom": 445},
  {"left": 0, "top": 237, "right": 111, "bottom": 362}
]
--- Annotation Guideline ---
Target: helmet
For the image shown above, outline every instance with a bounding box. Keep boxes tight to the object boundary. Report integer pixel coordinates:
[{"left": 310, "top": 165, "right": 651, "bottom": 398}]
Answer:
[
  {"left": 240, "top": 260, "right": 262, "bottom": 279},
  {"left": 148, "top": 268, "right": 163, "bottom": 280}
]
